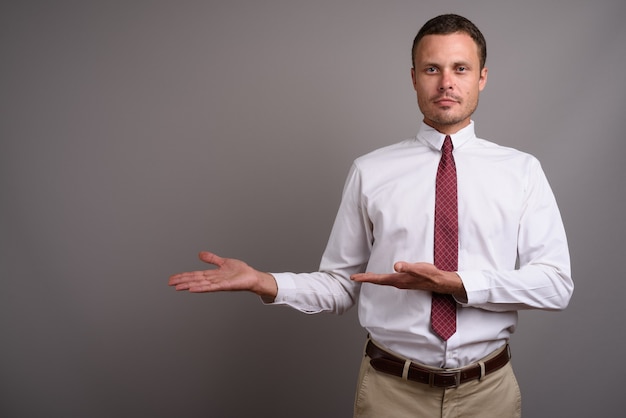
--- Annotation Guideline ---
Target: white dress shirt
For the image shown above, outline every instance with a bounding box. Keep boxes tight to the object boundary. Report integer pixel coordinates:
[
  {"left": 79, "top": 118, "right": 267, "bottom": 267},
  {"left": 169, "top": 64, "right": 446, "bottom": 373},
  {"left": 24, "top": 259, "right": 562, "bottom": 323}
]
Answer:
[{"left": 271, "top": 121, "right": 573, "bottom": 368}]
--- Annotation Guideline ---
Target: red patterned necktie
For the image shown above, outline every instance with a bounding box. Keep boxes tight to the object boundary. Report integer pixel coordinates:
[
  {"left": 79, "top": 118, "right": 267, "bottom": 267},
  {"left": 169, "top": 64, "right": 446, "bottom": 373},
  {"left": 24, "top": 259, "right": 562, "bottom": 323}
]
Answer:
[{"left": 431, "top": 135, "right": 458, "bottom": 341}]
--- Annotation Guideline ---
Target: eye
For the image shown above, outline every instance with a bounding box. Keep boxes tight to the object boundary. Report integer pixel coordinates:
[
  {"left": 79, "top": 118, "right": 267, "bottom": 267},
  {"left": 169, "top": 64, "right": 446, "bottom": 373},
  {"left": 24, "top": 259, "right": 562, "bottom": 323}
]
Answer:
[
  {"left": 457, "top": 66, "right": 468, "bottom": 72},
  {"left": 425, "top": 67, "right": 438, "bottom": 73}
]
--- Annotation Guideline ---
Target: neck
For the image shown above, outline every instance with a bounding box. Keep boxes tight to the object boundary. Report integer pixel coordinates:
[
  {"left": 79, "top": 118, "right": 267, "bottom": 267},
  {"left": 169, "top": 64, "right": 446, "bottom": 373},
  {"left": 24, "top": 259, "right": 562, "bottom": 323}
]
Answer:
[{"left": 423, "top": 118, "right": 471, "bottom": 135}]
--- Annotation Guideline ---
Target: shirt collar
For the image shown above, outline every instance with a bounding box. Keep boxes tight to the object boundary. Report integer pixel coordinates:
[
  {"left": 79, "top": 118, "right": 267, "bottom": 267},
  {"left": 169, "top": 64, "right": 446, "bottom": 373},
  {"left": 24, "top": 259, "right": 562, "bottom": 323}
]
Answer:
[{"left": 416, "top": 120, "right": 476, "bottom": 151}]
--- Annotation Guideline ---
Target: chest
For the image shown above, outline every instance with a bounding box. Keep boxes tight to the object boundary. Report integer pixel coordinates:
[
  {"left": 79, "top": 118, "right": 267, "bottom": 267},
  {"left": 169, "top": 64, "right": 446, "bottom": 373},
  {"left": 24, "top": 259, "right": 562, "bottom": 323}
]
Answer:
[{"left": 361, "top": 156, "right": 527, "bottom": 240}]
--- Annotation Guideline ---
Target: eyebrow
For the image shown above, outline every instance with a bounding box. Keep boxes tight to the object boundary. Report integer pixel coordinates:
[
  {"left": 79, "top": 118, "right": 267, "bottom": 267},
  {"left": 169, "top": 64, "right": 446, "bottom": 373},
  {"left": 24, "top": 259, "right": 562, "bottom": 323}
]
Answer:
[
  {"left": 420, "top": 61, "right": 473, "bottom": 69},
  {"left": 453, "top": 61, "right": 472, "bottom": 68}
]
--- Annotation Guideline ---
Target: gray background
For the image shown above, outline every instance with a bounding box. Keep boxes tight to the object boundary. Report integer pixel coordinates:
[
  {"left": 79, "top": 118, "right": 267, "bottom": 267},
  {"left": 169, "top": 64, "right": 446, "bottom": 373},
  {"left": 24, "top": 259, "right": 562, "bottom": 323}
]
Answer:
[{"left": 1, "top": 0, "right": 624, "bottom": 417}]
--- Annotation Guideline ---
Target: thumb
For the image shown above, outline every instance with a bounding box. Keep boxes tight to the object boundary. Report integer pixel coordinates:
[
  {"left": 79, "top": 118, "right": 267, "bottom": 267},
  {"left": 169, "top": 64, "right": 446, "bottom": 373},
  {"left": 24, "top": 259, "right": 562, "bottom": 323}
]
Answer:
[
  {"left": 394, "top": 262, "right": 406, "bottom": 272},
  {"left": 198, "top": 251, "right": 225, "bottom": 266}
]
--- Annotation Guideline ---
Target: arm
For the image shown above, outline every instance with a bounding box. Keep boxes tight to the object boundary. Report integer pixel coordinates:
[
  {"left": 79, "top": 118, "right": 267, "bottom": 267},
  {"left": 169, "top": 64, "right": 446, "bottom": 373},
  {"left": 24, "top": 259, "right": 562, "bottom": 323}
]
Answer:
[
  {"left": 267, "top": 164, "right": 370, "bottom": 314},
  {"left": 457, "top": 161, "right": 573, "bottom": 312},
  {"left": 352, "top": 158, "right": 573, "bottom": 312}
]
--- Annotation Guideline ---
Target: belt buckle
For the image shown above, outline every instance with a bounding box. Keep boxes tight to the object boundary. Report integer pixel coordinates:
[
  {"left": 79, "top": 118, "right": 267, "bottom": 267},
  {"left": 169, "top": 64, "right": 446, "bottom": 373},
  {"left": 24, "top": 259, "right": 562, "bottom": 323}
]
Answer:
[{"left": 432, "top": 369, "right": 462, "bottom": 388}]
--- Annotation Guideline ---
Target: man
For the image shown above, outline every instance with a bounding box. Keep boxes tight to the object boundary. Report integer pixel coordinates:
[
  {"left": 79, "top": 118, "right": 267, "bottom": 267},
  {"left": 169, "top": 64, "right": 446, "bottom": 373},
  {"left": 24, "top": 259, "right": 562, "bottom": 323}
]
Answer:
[{"left": 169, "top": 14, "right": 573, "bottom": 417}]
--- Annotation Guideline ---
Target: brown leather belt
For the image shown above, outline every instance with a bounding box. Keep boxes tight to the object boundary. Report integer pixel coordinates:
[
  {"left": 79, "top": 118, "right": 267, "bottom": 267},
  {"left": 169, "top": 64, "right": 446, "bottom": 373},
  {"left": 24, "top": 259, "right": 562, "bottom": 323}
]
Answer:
[{"left": 366, "top": 340, "right": 510, "bottom": 388}]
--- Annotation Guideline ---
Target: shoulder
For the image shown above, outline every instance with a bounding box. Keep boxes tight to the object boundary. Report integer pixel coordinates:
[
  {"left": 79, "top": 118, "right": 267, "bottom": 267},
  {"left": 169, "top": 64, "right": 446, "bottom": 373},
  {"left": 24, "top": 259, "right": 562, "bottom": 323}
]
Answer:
[
  {"left": 470, "top": 136, "right": 541, "bottom": 166},
  {"left": 353, "top": 138, "right": 426, "bottom": 170}
]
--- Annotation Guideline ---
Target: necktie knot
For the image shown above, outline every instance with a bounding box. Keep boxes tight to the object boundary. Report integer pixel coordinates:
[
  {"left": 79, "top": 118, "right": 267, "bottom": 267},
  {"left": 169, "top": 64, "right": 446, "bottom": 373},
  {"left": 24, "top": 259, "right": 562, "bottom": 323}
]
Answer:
[{"left": 442, "top": 135, "right": 453, "bottom": 156}]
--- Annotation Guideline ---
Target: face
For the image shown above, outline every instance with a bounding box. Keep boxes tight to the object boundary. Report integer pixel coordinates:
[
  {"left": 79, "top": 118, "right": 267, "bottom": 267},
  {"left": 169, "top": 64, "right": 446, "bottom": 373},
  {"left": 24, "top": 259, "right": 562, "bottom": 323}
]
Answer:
[{"left": 411, "top": 32, "right": 488, "bottom": 134}]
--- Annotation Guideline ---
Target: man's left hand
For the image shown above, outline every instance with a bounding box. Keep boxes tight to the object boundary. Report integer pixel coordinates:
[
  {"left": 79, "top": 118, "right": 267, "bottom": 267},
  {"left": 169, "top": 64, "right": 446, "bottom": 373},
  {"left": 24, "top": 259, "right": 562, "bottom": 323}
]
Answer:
[{"left": 351, "top": 262, "right": 467, "bottom": 301}]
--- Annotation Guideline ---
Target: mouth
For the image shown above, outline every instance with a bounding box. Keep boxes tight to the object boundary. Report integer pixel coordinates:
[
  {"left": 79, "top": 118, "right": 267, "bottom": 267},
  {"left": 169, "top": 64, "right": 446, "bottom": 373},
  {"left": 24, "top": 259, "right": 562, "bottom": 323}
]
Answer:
[{"left": 434, "top": 96, "right": 460, "bottom": 106}]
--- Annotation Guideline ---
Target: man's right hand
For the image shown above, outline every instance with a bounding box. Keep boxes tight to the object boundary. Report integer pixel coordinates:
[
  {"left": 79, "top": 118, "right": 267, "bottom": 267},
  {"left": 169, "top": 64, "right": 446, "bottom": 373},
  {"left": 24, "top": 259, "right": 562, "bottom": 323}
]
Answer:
[{"left": 168, "top": 251, "right": 278, "bottom": 302}]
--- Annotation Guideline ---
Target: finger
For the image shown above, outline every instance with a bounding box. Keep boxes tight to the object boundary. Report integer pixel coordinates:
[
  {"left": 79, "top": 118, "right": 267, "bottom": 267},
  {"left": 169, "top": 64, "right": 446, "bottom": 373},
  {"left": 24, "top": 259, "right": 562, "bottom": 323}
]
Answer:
[
  {"left": 351, "top": 272, "right": 395, "bottom": 283},
  {"left": 173, "top": 274, "right": 214, "bottom": 291},
  {"left": 168, "top": 270, "right": 205, "bottom": 286},
  {"left": 199, "top": 251, "right": 225, "bottom": 266},
  {"left": 174, "top": 282, "right": 193, "bottom": 290},
  {"left": 168, "top": 272, "right": 188, "bottom": 285},
  {"left": 188, "top": 280, "right": 229, "bottom": 293},
  {"left": 394, "top": 262, "right": 408, "bottom": 272},
  {"left": 350, "top": 272, "right": 369, "bottom": 282},
  {"left": 185, "top": 274, "right": 244, "bottom": 293}
]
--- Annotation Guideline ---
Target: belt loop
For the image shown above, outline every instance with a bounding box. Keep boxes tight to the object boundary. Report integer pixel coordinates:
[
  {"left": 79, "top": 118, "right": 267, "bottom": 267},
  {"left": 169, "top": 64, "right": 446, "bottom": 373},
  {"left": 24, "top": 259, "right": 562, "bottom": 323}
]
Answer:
[
  {"left": 478, "top": 361, "right": 486, "bottom": 381},
  {"left": 402, "top": 359, "right": 411, "bottom": 380}
]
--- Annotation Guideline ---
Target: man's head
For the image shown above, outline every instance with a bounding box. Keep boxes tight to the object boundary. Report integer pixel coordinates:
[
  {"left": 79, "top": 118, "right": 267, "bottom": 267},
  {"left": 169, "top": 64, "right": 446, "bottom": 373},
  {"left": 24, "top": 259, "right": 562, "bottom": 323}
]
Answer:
[
  {"left": 411, "top": 14, "right": 487, "bottom": 71},
  {"left": 410, "top": 14, "right": 488, "bottom": 134}
]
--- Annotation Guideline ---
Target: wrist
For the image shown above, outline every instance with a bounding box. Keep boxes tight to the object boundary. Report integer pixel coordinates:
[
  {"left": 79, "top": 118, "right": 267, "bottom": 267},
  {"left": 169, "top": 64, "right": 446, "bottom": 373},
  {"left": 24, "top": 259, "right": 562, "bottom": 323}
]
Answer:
[
  {"left": 450, "top": 272, "right": 468, "bottom": 303},
  {"left": 254, "top": 272, "right": 278, "bottom": 302}
]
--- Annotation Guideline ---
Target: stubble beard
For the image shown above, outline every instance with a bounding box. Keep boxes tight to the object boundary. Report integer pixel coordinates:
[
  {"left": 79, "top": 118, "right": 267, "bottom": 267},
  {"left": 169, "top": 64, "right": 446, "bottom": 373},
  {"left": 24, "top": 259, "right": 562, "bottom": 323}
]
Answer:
[{"left": 421, "top": 95, "right": 479, "bottom": 129}]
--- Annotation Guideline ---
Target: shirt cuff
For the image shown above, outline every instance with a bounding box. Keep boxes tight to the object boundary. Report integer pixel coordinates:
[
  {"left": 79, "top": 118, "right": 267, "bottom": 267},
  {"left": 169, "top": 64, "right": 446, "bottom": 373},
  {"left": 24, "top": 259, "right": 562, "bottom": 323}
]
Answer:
[
  {"left": 456, "top": 270, "right": 490, "bottom": 305},
  {"left": 261, "top": 272, "right": 296, "bottom": 305}
]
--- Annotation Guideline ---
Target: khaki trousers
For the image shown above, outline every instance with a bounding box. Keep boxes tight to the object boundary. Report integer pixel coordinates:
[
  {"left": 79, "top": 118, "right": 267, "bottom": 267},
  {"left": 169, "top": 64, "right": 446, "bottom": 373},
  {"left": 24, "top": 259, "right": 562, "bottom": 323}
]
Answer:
[{"left": 353, "top": 344, "right": 522, "bottom": 418}]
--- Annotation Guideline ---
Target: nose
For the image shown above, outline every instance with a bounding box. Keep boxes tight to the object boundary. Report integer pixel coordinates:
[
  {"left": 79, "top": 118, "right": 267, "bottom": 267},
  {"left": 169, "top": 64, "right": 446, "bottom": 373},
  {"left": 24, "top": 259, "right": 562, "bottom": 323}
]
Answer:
[
  {"left": 438, "top": 81, "right": 453, "bottom": 91},
  {"left": 438, "top": 72, "right": 453, "bottom": 91}
]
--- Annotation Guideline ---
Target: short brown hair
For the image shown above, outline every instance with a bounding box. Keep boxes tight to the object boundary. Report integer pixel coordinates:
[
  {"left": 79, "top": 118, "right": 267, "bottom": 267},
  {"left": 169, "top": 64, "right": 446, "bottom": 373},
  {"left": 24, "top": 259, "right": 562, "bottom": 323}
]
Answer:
[{"left": 411, "top": 14, "right": 487, "bottom": 70}]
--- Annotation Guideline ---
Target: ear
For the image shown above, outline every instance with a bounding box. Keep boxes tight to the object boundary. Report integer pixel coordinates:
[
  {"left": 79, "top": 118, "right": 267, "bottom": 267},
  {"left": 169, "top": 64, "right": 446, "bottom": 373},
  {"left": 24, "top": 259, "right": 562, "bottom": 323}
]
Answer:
[
  {"left": 478, "top": 66, "right": 488, "bottom": 91},
  {"left": 411, "top": 67, "right": 418, "bottom": 91}
]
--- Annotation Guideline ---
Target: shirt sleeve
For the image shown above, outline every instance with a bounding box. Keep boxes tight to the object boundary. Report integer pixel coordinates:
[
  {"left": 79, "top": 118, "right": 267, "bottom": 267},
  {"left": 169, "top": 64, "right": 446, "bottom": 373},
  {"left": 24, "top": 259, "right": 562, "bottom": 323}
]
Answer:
[
  {"left": 458, "top": 159, "right": 573, "bottom": 311},
  {"left": 268, "top": 163, "right": 369, "bottom": 314}
]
